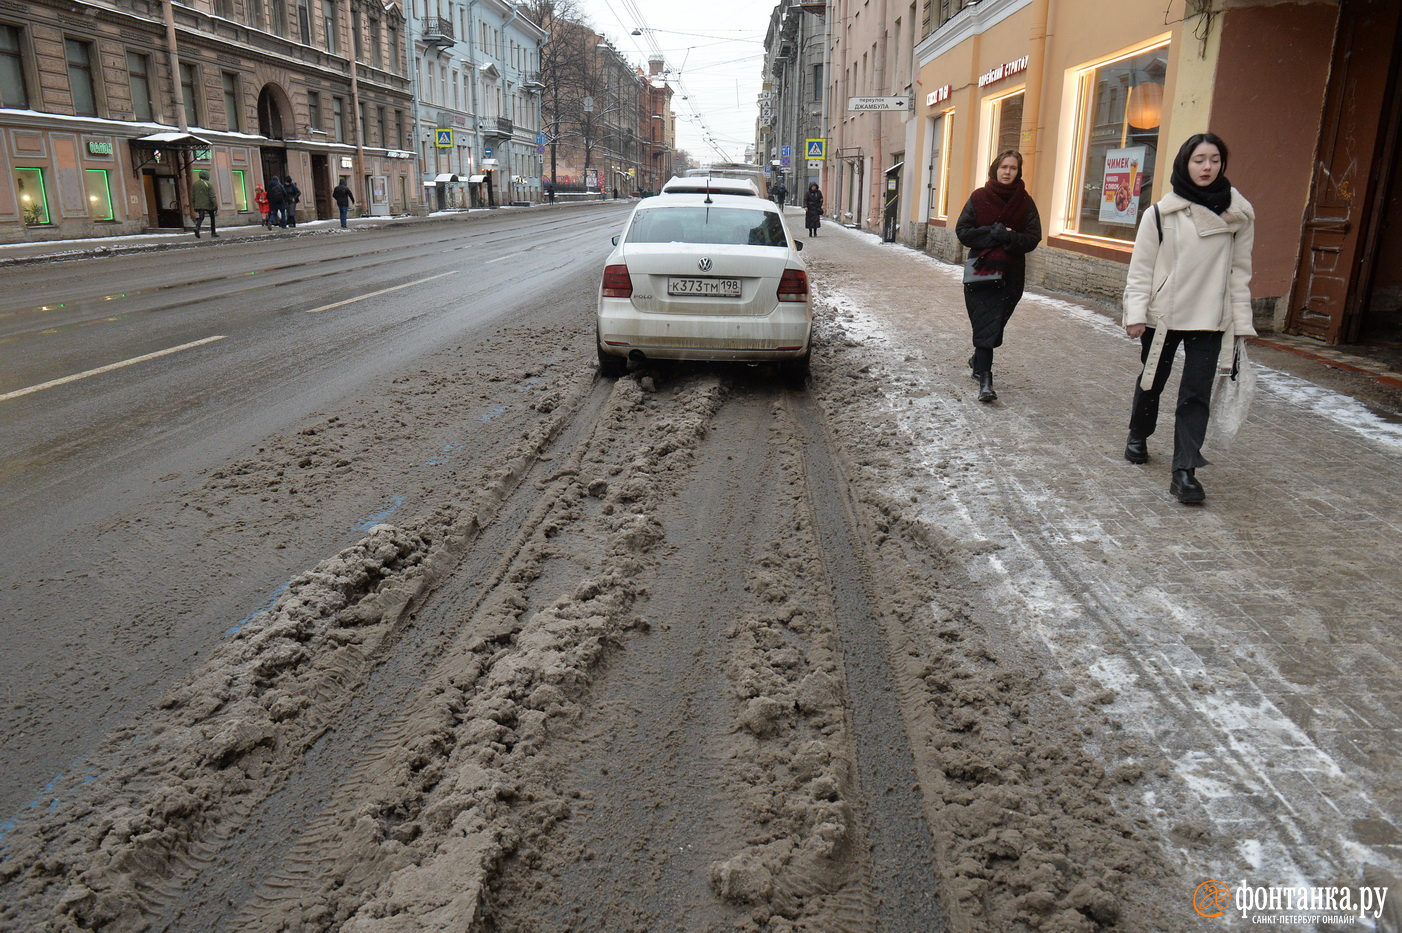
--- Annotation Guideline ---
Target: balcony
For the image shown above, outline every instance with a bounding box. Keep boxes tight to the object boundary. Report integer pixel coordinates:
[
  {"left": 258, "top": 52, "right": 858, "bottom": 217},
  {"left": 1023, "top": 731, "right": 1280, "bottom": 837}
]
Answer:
[
  {"left": 421, "top": 17, "right": 453, "bottom": 49},
  {"left": 482, "top": 116, "right": 513, "bottom": 140}
]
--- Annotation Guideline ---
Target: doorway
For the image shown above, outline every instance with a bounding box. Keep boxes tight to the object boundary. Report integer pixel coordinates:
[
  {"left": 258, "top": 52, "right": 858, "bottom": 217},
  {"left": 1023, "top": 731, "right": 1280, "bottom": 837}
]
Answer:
[
  {"left": 142, "top": 171, "right": 183, "bottom": 228},
  {"left": 311, "top": 154, "right": 331, "bottom": 220}
]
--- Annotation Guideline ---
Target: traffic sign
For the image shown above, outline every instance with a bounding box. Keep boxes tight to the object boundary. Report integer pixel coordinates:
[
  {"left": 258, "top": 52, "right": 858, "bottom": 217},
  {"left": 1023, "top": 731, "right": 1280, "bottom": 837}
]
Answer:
[
  {"left": 806, "top": 138, "right": 825, "bottom": 159},
  {"left": 780, "top": 145, "right": 792, "bottom": 157},
  {"left": 847, "top": 96, "right": 914, "bottom": 112},
  {"left": 780, "top": 156, "right": 791, "bottom": 167},
  {"left": 434, "top": 129, "right": 453, "bottom": 147}
]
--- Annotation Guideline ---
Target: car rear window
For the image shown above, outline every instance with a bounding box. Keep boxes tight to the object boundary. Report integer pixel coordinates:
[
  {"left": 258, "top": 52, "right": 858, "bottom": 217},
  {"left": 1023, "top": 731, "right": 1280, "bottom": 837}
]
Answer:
[{"left": 628, "top": 207, "right": 789, "bottom": 247}]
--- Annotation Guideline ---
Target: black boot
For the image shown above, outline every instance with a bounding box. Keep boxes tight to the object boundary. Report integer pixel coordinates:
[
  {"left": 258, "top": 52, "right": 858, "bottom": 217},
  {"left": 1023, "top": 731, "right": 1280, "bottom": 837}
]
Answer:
[
  {"left": 1124, "top": 434, "right": 1149, "bottom": 464},
  {"left": 968, "top": 355, "right": 979, "bottom": 381},
  {"left": 1170, "top": 468, "right": 1205, "bottom": 503},
  {"left": 978, "top": 371, "right": 997, "bottom": 402}
]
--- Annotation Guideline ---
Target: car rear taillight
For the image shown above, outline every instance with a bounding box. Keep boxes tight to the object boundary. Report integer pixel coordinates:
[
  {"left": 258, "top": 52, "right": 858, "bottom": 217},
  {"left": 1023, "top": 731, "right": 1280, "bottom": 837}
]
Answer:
[
  {"left": 601, "top": 264, "right": 633, "bottom": 298},
  {"left": 778, "top": 268, "right": 808, "bottom": 302}
]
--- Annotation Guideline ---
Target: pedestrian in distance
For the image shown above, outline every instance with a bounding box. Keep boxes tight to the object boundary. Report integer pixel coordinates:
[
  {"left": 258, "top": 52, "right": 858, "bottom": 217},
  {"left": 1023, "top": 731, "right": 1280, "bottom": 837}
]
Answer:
[
  {"left": 192, "top": 170, "right": 219, "bottom": 239},
  {"left": 282, "top": 176, "right": 301, "bottom": 227},
  {"left": 254, "top": 183, "right": 270, "bottom": 228},
  {"left": 265, "top": 175, "right": 286, "bottom": 228},
  {"left": 955, "top": 149, "right": 1042, "bottom": 402},
  {"left": 547, "top": 183, "right": 556, "bottom": 204},
  {"left": 332, "top": 177, "right": 355, "bottom": 228},
  {"left": 1121, "top": 132, "right": 1256, "bottom": 505},
  {"left": 773, "top": 182, "right": 788, "bottom": 208},
  {"left": 804, "top": 182, "right": 824, "bottom": 237}
]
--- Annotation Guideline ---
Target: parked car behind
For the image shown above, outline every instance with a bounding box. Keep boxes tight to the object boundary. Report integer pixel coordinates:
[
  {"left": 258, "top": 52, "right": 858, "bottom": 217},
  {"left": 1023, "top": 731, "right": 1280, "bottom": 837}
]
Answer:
[{"left": 597, "top": 192, "right": 812, "bottom": 381}]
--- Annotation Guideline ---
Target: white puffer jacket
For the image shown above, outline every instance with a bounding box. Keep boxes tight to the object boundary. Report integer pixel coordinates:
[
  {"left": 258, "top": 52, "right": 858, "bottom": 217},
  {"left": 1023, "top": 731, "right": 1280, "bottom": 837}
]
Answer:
[{"left": 1122, "top": 190, "right": 1256, "bottom": 386}]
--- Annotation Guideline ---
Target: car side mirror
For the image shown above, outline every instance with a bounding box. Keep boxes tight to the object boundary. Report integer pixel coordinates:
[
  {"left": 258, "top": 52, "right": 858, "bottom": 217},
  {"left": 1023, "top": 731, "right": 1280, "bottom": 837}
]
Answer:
[
  {"left": 794, "top": 240, "right": 804, "bottom": 251},
  {"left": 612, "top": 234, "right": 620, "bottom": 245}
]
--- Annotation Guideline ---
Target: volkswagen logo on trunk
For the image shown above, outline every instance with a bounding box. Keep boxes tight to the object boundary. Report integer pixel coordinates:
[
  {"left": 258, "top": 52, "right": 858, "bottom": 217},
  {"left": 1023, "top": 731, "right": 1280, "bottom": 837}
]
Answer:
[{"left": 698, "top": 257, "right": 713, "bottom": 272}]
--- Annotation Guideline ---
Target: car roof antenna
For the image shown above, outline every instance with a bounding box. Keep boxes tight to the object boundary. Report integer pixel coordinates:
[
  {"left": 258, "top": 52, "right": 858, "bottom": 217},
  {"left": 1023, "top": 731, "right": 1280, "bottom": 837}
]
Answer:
[{"left": 704, "top": 171, "right": 713, "bottom": 204}]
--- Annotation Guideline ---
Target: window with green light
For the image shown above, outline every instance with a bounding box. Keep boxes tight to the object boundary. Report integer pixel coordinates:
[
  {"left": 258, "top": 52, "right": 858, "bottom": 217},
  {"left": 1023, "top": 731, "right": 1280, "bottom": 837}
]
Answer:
[
  {"left": 231, "top": 169, "right": 249, "bottom": 211},
  {"left": 16, "top": 167, "right": 49, "bottom": 225},
  {"left": 84, "top": 168, "right": 114, "bottom": 220}
]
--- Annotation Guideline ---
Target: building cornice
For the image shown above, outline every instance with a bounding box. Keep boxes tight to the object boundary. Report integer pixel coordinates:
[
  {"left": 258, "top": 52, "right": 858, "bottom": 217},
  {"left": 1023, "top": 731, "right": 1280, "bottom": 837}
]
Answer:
[{"left": 915, "top": 0, "right": 1033, "bottom": 68}]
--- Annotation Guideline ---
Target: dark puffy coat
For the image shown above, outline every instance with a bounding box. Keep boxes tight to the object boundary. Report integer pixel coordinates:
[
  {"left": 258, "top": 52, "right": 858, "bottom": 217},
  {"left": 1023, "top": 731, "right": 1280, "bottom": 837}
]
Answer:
[
  {"left": 265, "top": 179, "right": 286, "bottom": 206},
  {"left": 954, "top": 192, "right": 1043, "bottom": 348}
]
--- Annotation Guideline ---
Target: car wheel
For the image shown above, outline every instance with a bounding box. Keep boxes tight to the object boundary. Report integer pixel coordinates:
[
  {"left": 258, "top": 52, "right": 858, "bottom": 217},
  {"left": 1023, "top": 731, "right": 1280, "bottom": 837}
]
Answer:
[
  {"left": 780, "top": 348, "right": 811, "bottom": 386},
  {"left": 597, "top": 341, "right": 627, "bottom": 378}
]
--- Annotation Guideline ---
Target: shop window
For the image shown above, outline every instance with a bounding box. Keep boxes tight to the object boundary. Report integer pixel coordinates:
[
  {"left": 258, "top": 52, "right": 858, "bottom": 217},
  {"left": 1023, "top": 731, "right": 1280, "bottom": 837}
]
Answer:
[
  {"left": 231, "top": 169, "right": 249, "bottom": 211},
  {"left": 0, "top": 24, "right": 29, "bottom": 110},
  {"left": 16, "top": 167, "right": 49, "bottom": 225},
  {"left": 1068, "top": 42, "right": 1168, "bottom": 241},
  {"left": 85, "top": 168, "right": 114, "bottom": 220},
  {"left": 65, "top": 38, "right": 98, "bottom": 117},
  {"left": 990, "top": 91, "right": 1023, "bottom": 162},
  {"left": 925, "top": 110, "right": 953, "bottom": 218}
]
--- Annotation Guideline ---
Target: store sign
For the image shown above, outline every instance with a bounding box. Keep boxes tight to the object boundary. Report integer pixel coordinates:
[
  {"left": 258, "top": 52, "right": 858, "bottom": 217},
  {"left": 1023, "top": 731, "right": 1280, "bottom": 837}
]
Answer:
[
  {"left": 340, "top": 156, "right": 354, "bottom": 169},
  {"left": 1099, "top": 146, "right": 1147, "bottom": 226},
  {"left": 978, "top": 55, "right": 1030, "bottom": 88},
  {"left": 86, "top": 140, "right": 113, "bottom": 156},
  {"left": 925, "top": 85, "right": 952, "bottom": 107},
  {"left": 848, "top": 96, "right": 914, "bottom": 112}
]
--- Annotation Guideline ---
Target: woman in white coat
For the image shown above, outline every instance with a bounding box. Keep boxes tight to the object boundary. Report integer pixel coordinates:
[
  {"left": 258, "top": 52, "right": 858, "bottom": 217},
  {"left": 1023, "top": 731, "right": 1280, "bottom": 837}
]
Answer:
[{"left": 1121, "top": 132, "right": 1256, "bottom": 503}]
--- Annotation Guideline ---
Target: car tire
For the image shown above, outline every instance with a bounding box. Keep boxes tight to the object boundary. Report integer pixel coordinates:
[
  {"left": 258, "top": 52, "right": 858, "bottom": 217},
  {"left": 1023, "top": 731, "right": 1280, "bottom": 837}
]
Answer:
[
  {"left": 780, "top": 348, "right": 811, "bottom": 387},
  {"left": 597, "top": 341, "right": 627, "bottom": 378}
]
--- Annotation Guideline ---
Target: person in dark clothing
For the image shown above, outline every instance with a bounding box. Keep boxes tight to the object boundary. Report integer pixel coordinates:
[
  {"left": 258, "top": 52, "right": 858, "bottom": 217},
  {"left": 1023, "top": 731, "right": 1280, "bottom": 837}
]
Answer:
[
  {"left": 332, "top": 178, "right": 355, "bottom": 228},
  {"left": 265, "top": 176, "right": 286, "bottom": 228},
  {"left": 773, "top": 182, "right": 788, "bottom": 208},
  {"left": 283, "top": 176, "right": 300, "bottom": 227},
  {"left": 804, "top": 183, "right": 824, "bottom": 236},
  {"left": 191, "top": 170, "right": 219, "bottom": 239},
  {"left": 955, "top": 149, "right": 1043, "bottom": 402},
  {"left": 546, "top": 184, "right": 555, "bottom": 204}
]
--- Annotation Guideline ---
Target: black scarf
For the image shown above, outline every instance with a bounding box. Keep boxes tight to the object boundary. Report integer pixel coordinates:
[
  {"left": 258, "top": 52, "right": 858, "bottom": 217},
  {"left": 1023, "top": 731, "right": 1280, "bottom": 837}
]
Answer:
[{"left": 1171, "top": 154, "right": 1233, "bottom": 215}]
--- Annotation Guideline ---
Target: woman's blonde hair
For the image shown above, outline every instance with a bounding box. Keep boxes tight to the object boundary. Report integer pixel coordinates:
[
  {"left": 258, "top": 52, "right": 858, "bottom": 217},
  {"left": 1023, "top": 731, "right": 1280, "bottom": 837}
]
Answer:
[{"left": 988, "top": 149, "right": 1023, "bottom": 182}]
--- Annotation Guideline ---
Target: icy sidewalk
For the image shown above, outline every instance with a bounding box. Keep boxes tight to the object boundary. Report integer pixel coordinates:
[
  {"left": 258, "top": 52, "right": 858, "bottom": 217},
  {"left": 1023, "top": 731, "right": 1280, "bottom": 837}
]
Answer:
[{"left": 803, "top": 222, "right": 1402, "bottom": 916}]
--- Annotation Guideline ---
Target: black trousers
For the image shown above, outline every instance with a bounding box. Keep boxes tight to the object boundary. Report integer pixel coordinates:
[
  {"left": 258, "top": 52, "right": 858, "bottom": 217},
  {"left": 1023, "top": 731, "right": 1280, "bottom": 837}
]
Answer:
[
  {"left": 1129, "top": 328, "right": 1221, "bottom": 471},
  {"left": 195, "top": 209, "right": 217, "bottom": 235},
  {"left": 965, "top": 277, "right": 1024, "bottom": 374}
]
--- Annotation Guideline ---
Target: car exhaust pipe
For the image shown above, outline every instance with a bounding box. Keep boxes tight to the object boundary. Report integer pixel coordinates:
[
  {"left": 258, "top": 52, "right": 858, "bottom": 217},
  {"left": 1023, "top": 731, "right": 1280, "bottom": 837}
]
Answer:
[{"left": 628, "top": 350, "right": 647, "bottom": 362}]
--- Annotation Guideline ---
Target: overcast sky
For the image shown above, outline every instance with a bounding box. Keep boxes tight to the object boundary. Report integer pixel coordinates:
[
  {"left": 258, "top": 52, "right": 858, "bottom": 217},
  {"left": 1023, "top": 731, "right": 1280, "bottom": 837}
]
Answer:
[{"left": 570, "top": 0, "right": 771, "bottom": 163}]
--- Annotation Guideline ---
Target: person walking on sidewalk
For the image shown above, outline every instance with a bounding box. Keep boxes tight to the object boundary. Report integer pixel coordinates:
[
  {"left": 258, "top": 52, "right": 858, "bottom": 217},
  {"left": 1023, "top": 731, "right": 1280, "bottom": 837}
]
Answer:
[
  {"left": 282, "top": 176, "right": 301, "bottom": 227},
  {"left": 192, "top": 170, "right": 219, "bottom": 239},
  {"left": 265, "top": 176, "right": 286, "bottom": 228},
  {"left": 773, "top": 182, "right": 788, "bottom": 209},
  {"left": 1121, "top": 131, "right": 1256, "bottom": 504},
  {"left": 956, "top": 149, "right": 1042, "bottom": 402},
  {"left": 804, "top": 183, "right": 824, "bottom": 236},
  {"left": 254, "top": 184, "right": 270, "bottom": 228},
  {"left": 332, "top": 177, "right": 355, "bottom": 228}
]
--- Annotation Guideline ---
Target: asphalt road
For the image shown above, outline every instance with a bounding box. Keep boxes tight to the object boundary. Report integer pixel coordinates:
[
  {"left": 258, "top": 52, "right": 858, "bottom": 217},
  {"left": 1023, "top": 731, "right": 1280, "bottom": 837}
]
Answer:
[{"left": 0, "top": 204, "right": 632, "bottom": 817}]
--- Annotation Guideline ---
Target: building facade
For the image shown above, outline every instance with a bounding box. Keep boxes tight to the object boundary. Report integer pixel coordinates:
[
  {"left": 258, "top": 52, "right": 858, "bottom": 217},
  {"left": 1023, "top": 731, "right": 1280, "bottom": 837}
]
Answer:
[
  {"left": 637, "top": 57, "right": 674, "bottom": 195},
  {"left": 407, "top": 0, "right": 545, "bottom": 208},
  {"left": 1, "top": 0, "right": 420, "bottom": 243},
  {"left": 909, "top": 0, "right": 1401, "bottom": 345},
  {"left": 760, "top": 0, "right": 826, "bottom": 198}
]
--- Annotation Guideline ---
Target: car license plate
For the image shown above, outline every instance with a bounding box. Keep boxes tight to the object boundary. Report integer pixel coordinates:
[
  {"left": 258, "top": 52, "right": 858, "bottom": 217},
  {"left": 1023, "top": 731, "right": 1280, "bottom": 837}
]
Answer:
[{"left": 668, "top": 277, "right": 741, "bottom": 297}]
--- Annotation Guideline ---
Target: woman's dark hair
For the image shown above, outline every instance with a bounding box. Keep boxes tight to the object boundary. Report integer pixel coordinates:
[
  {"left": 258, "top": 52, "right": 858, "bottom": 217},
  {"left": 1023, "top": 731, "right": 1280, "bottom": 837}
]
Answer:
[
  {"left": 988, "top": 149, "right": 1023, "bottom": 182},
  {"left": 1175, "top": 132, "right": 1229, "bottom": 175}
]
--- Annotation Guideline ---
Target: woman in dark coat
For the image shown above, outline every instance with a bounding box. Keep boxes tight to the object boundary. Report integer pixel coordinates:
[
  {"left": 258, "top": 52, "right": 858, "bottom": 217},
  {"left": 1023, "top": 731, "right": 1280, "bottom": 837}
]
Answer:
[
  {"left": 804, "top": 183, "right": 824, "bottom": 236},
  {"left": 955, "top": 150, "right": 1042, "bottom": 402}
]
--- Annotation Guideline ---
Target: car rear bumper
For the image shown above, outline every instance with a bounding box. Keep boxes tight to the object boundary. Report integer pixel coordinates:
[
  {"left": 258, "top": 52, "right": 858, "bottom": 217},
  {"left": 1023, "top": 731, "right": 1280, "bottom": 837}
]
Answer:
[{"left": 598, "top": 299, "right": 812, "bottom": 361}]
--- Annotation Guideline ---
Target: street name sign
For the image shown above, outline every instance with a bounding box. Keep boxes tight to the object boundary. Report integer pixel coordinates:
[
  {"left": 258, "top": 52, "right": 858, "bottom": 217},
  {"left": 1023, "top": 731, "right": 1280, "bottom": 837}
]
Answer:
[{"left": 847, "top": 96, "right": 914, "bottom": 112}]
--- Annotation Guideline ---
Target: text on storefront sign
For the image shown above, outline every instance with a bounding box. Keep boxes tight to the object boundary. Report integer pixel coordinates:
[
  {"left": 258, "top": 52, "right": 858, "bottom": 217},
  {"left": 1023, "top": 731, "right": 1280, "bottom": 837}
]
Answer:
[
  {"left": 979, "top": 55, "right": 1030, "bottom": 88},
  {"left": 926, "top": 85, "right": 952, "bottom": 107}
]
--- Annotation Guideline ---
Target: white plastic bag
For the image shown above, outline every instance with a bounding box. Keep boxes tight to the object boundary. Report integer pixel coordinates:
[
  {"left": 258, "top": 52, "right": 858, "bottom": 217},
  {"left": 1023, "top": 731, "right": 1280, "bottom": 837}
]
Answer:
[{"left": 1205, "top": 338, "right": 1256, "bottom": 451}]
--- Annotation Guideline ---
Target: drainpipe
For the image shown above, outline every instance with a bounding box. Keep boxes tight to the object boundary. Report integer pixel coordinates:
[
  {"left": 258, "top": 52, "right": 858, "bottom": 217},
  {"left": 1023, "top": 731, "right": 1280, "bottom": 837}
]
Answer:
[
  {"left": 161, "top": 0, "right": 194, "bottom": 228},
  {"left": 408, "top": 1, "right": 425, "bottom": 208},
  {"left": 868, "top": 0, "right": 888, "bottom": 229},
  {"left": 1020, "top": 0, "right": 1052, "bottom": 184},
  {"left": 349, "top": 44, "right": 366, "bottom": 210},
  {"left": 468, "top": 0, "right": 482, "bottom": 196}
]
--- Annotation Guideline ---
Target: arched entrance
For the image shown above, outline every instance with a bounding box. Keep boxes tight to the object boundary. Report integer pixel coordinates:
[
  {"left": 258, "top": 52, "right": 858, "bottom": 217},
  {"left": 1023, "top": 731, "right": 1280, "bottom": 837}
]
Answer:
[{"left": 257, "top": 83, "right": 295, "bottom": 195}]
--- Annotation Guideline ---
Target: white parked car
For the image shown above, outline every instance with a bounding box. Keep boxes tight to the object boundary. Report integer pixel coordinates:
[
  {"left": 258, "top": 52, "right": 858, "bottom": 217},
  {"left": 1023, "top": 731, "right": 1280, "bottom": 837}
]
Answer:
[
  {"left": 658, "top": 175, "right": 760, "bottom": 197},
  {"left": 597, "top": 192, "right": 812, "bottom": 380}
]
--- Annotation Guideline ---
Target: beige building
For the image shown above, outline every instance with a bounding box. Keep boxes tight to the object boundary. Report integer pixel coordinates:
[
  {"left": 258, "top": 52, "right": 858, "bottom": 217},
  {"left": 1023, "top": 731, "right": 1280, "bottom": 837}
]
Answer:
[
  {"left": 910, "top": 0, "right": 1402, "bottom": 346},
  {"left": 1, "top": 0, "right": 420, "bottom": 243}
]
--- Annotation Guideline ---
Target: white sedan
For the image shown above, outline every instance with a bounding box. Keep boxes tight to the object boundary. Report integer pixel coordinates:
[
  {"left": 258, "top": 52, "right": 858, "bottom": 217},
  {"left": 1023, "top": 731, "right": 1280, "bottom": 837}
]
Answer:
[{"left": 596, "top": 192, "right": 812, "bottom": 380}]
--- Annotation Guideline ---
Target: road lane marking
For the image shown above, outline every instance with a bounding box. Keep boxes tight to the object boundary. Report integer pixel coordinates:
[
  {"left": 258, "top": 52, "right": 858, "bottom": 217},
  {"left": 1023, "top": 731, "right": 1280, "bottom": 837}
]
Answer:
[
  {"left": 305, "top": 270, "right": 458, "bottom": 312},
  {"left": 0, "top": 335, "right": 227, "bottom": 403},
  {"left": 485, "top": 249, "right": 537, "bottom": 264}
]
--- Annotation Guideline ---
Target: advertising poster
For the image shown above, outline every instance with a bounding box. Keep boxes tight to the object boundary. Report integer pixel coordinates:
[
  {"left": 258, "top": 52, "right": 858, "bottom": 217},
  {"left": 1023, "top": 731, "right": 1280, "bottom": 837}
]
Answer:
[{"left": 1099, "top": 146, "right": 1147, "bottom": 226}]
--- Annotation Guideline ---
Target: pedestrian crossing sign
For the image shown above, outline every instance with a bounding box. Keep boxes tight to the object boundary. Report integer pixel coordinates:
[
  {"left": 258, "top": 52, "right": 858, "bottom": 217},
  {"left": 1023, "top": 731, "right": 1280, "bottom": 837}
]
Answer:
[
  {"left": 435, "top": 129, "right": 453, "bottom": 147},
  {"left": 806, "top": 138, "right": 826, "bottom": 159}
]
